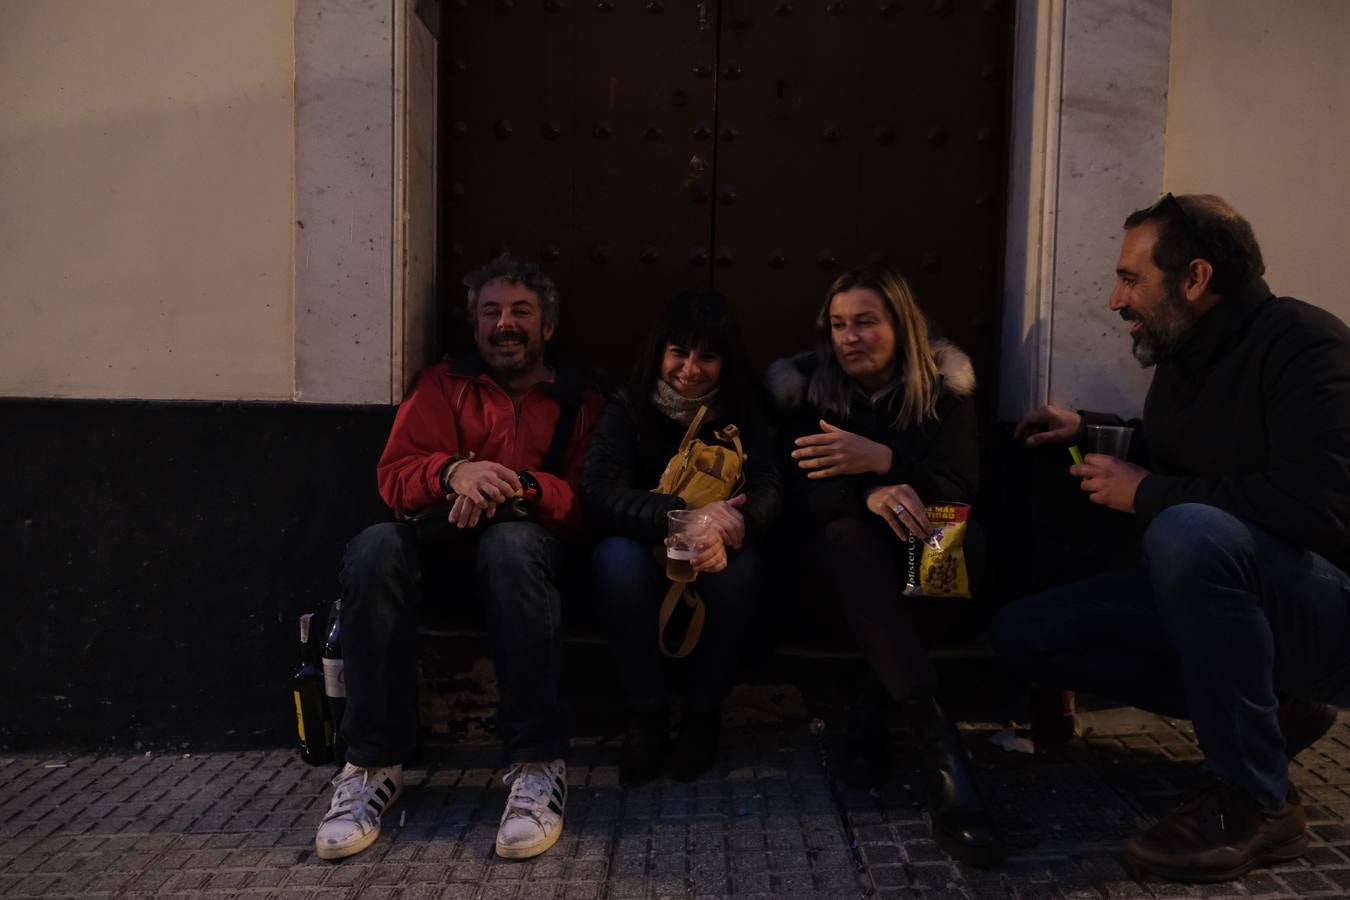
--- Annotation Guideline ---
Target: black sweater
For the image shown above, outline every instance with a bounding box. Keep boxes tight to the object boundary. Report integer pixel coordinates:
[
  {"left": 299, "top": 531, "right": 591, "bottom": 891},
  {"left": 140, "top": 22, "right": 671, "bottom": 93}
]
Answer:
[
  {"left": 767, "top": 340, "right": 980, "bottom": 524},
  {"left": 582, "top": 387, "right": 783, "bottom": 545},
  {"left": 1088, "top": 278, "right": 1350, "bottom": 572}
]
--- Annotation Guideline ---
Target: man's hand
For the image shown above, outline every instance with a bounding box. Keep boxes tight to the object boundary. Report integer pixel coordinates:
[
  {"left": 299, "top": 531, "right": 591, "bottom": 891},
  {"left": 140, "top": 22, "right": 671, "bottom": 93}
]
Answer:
[
  {"left": 864, "top": 483, "right": 932, "bottom": 542},
  {"left": 447, "top": 493, "right": 493, "bottom": 529},
  {"left": 792, "top": 420, "right": 893, "bottom": 479},
  {"left": 699, "top": 494, "right": 748, "bottom": 550},
  {"left": 1072, "top": 454, "right": 1148, "bottom": 513},
  {"left": 448, "top": 460, "right": 521, "bottom": 506},
  {"left": 445, "top": 460, "right": 521, "bottom": 528},
  {"left": 1014, "top": 404, "right": 1083, "bottom": 447}
]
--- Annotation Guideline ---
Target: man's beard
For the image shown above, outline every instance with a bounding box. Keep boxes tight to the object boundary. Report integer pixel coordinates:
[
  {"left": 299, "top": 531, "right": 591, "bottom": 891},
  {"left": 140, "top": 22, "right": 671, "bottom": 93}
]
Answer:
[
  {"left": 1122, "top": 283, "right": 1195, "bottom": 367},
  {"left": 482, "top": 329, "right": 543, "bottom": 375}
]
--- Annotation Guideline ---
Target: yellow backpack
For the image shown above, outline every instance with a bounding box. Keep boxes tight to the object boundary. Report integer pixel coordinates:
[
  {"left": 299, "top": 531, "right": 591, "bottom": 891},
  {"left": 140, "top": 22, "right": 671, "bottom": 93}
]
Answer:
[
  {"left": 653, "top": 405, "right": 747, "bottom": 658},
  {"left": 655, "top": 405, "right": 745, "bottom": 506}
]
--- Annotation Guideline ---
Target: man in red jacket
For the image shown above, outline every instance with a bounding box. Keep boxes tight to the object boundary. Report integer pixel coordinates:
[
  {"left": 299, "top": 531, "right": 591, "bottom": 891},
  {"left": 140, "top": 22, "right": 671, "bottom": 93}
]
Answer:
[{"left": 315, "top": 255, "right": 605, "bottom": 863}]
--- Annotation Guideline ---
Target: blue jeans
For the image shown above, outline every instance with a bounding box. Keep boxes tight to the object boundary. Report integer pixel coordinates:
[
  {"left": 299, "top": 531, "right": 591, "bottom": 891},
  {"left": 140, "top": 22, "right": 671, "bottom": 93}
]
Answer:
[
  {"left": 338, "top": 521, "right": 569, "bottom": 767},
  {"left": 994, "top": 503, "right": 1350, "bottom": 807},
  {"left": 590, "top": 536, "right": 762, "bottom": 708}
]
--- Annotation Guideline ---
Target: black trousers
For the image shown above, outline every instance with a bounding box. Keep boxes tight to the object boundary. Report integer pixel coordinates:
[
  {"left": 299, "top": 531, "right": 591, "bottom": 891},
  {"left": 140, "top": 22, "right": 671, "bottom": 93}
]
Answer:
[{"left": 801, "top": 516, "right": 981, "bottom": 702}]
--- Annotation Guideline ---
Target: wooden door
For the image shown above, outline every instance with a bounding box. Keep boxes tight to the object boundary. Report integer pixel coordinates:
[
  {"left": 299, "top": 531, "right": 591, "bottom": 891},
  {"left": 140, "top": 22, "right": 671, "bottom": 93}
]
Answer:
[
  {"left": 438, "top": 2, "right": 717, "bottom": 375},
  {"left": 711, "top": 0, "right": 1011, "bottom": 403},
  {"left": 438, "top": 1, "right": 1011, "bottom": 393}
]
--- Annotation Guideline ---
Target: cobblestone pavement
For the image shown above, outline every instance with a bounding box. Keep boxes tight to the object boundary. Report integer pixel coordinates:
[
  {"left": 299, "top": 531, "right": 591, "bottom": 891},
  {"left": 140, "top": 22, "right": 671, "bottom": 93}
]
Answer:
[{"left": 1, "top": 708, "right": 1347, "bottom": 899}]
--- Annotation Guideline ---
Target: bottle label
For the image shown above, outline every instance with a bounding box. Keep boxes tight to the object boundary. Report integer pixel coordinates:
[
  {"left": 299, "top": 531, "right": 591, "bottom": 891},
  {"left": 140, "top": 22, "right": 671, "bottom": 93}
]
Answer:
[
  {"left": 293, "top": 690, "right": 308, "bottom": 744},
  {"left": 323, "top": 658, "right": 346, "bottom": 698}
]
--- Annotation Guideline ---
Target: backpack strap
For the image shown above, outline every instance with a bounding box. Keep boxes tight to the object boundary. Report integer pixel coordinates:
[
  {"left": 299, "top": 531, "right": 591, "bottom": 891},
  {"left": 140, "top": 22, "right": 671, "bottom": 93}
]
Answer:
[
  {"left": 538, "top": 367, "right": 584, "bottom": 476},
  {"left": 714, "top": 424, "right": 747, "bottom": 494},
  {"left": 677, "top": 405, "right": 710, "bottom": 453},
  {"left": 658, "top": 582, "right": 706, "bottom": 658}
]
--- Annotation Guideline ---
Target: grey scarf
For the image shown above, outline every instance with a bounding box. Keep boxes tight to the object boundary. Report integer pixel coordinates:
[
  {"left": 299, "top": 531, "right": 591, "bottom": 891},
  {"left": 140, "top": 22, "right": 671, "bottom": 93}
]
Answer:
[{"left": 652, "top": 379, "right": 720, "bottom": 426}]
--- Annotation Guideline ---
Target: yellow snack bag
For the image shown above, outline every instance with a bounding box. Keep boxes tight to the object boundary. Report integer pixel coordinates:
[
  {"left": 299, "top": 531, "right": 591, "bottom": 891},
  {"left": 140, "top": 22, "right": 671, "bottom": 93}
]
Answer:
[{"left": 902, "top": 502, "right": 972, "bottom": 599}]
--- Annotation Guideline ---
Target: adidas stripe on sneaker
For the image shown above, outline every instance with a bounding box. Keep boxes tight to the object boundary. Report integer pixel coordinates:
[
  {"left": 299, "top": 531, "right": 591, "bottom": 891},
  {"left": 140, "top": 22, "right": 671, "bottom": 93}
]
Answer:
[
  {"left": 495, "top": 759, "right": 567, "bottom": 859},
  {"left": 314, "top": 763, "right": 403, "bottom": 861}
]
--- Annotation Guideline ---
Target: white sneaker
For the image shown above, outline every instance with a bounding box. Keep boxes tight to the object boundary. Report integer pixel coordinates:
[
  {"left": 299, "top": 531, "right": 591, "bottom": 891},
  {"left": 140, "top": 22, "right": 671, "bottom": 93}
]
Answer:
[
  {"left": 495, "top": 759, "right": 567, "bottom": 859},
  {"left": 314, "top": 762, "right": 403, "bottom": 860}
]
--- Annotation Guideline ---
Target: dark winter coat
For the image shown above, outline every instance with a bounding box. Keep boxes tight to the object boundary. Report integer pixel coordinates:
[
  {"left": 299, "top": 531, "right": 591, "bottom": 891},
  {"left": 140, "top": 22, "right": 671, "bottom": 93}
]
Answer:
[
  {"left": 1086, "top": 277, "right": 1350, "bottom": 572},
  {"left": 582, "top": 387, "right": 783, "bottom": 546},
  {"left": 766, "top": 340, "right": 979, "bottom": 524}
]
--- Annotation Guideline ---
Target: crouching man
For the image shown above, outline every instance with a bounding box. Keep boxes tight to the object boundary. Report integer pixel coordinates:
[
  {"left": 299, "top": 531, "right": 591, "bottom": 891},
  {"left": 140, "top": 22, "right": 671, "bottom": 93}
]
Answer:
[{"left": 997, "top": 194, "right": 1350, "bottom": 883}]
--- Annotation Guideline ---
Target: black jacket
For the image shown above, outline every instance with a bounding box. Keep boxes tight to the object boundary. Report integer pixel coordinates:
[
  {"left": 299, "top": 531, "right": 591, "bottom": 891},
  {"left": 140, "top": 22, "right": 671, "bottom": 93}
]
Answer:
[
  {"left": 1089, "top": 278, "right": 1350, "bottom": 572},
  {"left": 767, "top": 340, "right": 980, "bottom": 524},
  {"left": 582, "top": 387, "right": 783, "bottom": 545}
]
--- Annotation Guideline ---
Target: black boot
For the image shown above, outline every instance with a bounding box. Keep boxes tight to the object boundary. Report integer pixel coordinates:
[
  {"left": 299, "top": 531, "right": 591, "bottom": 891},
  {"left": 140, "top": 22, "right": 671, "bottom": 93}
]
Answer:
[
  {"left": 904, "top": 695, "right": 1005, "bottom": 866},
  {"left": 840, "top": 687, "right": 890, "bottom": 790},
  {"left": 619, "top": 703, "right": 669, "bottom": 787},
  {"left": 668, "top": 705, "right": 721, "bottom": 782}
]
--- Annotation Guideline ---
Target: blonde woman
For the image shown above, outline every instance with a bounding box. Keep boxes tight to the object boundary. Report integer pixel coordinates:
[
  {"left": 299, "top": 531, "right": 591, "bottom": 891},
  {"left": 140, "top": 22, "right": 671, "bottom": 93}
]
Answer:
[{"left": 767, "top": 262, "right": 1000, "bottom": 866}]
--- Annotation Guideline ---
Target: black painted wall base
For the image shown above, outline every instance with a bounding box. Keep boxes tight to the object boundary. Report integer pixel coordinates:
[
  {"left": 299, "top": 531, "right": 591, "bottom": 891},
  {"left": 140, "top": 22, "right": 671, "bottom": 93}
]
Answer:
[
  {"left": 1, "top": 399, "right": 395, "bottom": 753},
  {"left": 2, "top": 399, "right": 1136, "bottom": 754}
]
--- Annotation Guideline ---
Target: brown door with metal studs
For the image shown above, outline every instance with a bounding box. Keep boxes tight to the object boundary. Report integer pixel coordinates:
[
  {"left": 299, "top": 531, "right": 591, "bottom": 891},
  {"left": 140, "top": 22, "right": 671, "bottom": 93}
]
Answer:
[{"left": 438, "top": 0, "right": 1010, "bottom": 402}]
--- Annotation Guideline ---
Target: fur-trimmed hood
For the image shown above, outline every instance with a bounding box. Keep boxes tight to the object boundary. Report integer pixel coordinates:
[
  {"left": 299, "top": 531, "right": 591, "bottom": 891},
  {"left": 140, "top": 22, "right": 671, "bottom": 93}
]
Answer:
[{"left": 765, "top": 339, "right": 976, "bottom": 411}]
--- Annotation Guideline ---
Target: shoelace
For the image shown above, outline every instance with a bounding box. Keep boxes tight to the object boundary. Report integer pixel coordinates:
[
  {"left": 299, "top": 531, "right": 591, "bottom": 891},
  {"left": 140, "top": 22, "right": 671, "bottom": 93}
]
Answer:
[
  {"left": 502, "top": 763, "right": 560, "bottom": 824},
  {"left": 323, "top": 766, "right": 383, "bottom": 828}
]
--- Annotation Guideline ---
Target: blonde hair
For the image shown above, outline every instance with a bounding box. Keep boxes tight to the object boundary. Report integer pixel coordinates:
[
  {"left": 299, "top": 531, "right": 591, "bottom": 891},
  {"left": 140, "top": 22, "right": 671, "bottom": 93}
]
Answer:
[{"left": 807, "top": 263, "right": 941, "bottom": 430}]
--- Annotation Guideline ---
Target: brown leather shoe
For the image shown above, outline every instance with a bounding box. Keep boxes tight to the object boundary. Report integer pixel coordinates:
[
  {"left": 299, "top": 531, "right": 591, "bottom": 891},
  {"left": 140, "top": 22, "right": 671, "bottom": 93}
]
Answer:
[{"left": 1125, "top": 783, "right": 1308, "bottom": 883}]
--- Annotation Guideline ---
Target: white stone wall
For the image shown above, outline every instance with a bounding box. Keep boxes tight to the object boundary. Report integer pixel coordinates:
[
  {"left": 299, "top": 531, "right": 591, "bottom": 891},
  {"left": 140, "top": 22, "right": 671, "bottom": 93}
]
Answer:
[
  {"left": 1165, "top": 0, "right": 1350, "bottom": 327},
  {"left": 294, "top": 0, "right": 397, "bottom": 404},
  {"left": 0, "top": 0, "right": 297, "bottom": 401},
  {"left": 999, "top": 0, "right": 1170, "bottom": 421}
]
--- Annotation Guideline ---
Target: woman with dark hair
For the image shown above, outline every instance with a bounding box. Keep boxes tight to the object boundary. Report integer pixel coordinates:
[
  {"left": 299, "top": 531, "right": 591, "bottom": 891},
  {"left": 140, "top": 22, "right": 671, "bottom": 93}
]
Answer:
[
  {"left": 584, "top": 289, "right": 781, "bottom": 784},
  {"left": 767, "top": 262, "right": 1002, "bottom": 865}
]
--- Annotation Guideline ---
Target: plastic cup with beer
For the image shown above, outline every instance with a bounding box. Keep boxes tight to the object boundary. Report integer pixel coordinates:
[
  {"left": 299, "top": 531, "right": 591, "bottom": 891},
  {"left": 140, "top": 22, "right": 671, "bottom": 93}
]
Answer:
[{"left": 666, "top": 509, "right": 711, "bottom": 583}]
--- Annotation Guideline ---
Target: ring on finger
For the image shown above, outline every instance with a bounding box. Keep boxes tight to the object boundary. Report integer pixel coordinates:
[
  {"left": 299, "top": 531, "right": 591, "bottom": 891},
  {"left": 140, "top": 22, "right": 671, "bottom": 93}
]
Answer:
[{"left": 893, "top": 502, "right": 907, "bottom": 517}]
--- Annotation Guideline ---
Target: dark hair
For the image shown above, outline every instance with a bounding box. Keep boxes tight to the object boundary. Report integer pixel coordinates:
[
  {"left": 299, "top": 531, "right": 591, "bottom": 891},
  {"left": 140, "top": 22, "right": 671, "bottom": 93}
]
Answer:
[
  {"left": 1122, "top": 193, "right": 1264, "bottom": 296},
  {"left": 629, "top": 289, "right": 757, "bottom": 422},
  {"left": 463, "top": 253, "right": 561, "bottom": 328},
  {"left": 808, "top": 262, "right": 941, "bottom": 429}
]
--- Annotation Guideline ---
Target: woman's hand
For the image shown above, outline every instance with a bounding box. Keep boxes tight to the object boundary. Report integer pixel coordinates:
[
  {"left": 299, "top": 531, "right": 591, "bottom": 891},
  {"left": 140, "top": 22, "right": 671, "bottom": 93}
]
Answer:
[
  {"left": 792, "top": 420, "right": 893, "bottom": 479},
  {"left": 698, "top": 494, "right": 748, "bottom": 550},
  {"left": 683, "top": 531, "right": 728, "bottom": 574},
  {"left": 864, "top": 483, "right": 933, "bottom": 542}
]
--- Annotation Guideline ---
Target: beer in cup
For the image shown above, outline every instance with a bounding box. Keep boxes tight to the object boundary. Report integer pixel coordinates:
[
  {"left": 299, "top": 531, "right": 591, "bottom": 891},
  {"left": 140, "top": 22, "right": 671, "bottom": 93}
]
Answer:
[{"left": 666, "top": 510, "right": 711, "bottom": 583}]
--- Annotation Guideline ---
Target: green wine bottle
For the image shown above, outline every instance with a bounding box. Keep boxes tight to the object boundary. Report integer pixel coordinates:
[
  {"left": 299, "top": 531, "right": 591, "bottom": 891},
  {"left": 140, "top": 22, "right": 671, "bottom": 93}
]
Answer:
[{"left": 293, "top": 613, "right": 333, "bottom": 765}]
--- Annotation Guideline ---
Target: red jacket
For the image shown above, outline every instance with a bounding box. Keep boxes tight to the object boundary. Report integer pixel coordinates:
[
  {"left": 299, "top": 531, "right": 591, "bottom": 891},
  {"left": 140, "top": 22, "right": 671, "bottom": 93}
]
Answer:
[{"left": 376, "top": 357, "right": 606, "bottom": 529}]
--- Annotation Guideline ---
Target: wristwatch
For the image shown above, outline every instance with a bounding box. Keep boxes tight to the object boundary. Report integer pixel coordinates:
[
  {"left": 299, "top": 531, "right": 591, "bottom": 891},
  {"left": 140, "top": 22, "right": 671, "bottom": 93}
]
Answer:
[{"left": 517, "top": 470, "right": 542, "bottom": 505}]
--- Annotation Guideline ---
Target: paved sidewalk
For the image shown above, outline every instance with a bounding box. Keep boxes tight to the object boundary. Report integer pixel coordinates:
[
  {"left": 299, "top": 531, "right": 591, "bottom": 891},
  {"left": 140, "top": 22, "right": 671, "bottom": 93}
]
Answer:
[{"left": 1, "top": 709, "right": 1348, "bottom": 899}]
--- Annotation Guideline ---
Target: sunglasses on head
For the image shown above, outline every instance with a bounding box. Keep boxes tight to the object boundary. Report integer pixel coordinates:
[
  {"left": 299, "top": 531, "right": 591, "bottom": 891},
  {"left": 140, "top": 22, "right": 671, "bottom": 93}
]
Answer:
[{"left": 1144, "top": 192, "right": 1212, "bottom": 261}]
